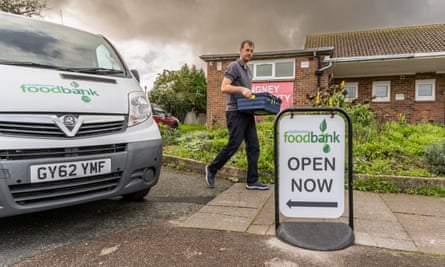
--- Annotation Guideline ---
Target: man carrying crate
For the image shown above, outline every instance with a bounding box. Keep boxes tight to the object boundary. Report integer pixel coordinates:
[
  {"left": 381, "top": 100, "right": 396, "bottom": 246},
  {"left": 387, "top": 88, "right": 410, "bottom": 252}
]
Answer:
[{"left": 205, "top": 40, "right": 269, "bottom": 190}]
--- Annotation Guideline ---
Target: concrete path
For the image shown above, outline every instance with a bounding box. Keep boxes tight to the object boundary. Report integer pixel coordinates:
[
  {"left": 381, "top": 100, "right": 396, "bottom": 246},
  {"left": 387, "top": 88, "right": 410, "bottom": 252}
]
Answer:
[{"left": 179, "top": 184, "right": 445, "bottom": 255}]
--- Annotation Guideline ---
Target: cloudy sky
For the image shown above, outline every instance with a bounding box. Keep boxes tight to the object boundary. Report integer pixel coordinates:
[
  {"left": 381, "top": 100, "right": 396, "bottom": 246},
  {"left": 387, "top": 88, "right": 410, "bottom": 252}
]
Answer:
[{"left": 42, "top": 0, "right": 445, "bottom": 89}]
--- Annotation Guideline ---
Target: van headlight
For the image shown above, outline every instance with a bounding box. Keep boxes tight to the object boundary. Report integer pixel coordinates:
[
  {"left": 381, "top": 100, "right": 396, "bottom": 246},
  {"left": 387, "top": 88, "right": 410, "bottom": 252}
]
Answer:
[{"left": 128, "top": 92, "right": 152, "bottom": 127}]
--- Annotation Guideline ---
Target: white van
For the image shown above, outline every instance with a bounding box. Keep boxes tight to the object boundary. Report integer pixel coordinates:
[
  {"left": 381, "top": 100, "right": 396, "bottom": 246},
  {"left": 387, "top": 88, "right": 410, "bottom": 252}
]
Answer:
[{"left": 0, "top": 13, "right": 162, "bottom": 217}]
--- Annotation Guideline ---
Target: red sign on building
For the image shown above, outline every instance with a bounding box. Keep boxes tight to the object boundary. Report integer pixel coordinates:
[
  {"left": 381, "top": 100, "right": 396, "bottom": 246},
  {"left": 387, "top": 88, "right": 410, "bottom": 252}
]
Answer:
[{"left": 252, "top": 81, "right": 294, "bottom": 110}]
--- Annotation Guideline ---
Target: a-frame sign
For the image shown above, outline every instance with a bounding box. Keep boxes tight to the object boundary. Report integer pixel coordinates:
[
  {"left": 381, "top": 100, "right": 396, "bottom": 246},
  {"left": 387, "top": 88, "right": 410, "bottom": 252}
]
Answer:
[{"left": 274, "top": 107, "right": 354, "bottom": 251}]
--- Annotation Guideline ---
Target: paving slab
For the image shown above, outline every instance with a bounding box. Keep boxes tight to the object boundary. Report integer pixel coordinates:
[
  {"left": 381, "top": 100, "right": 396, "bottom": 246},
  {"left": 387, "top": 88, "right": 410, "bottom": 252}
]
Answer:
[
  {"left": 251, "top": 194, "right": 275, "bottom": 225},
  {"left": 352, "top": 191, "right": 398, "bottom": 221},
  {"left": 179, "top": 209, "right": 253, "bottom": 232},
  {"left": 207, "top": 183, "right": 272, "bottom": 209},
  {"left": 396, "top": 213, "right": 445, "bottom": 255},
  {"left": 353, "top": 231, "right": 377, "bottom": 247},
  {"left": 199, "top": 205, "right": 258, "bottom": 218},
  {"left": 246, "top": 224, "right": 270, "bottom": 235},
  {"left": 178, "top": 181, "right": 445, "bottom": 255},
  {"left": 180, "top": 183, "right": 273, "bottom": 232},
  {"left": 380, "top": 193, "right": 445, "bottom": 217},
  {"left": 355, "top": 217, "right": 417, "bottom": 251},
  {"left": 372, "top": 237, "right": 419, "bottom": 252},
  {"left": 356, "top": 217, "right": 411, "bottom": 240}
]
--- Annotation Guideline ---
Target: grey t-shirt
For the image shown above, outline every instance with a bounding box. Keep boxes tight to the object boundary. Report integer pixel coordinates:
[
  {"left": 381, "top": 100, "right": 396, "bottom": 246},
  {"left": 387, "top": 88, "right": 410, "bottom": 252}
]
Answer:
[{"left": 224, "top": 59, "right": 252, "bottom": 111}]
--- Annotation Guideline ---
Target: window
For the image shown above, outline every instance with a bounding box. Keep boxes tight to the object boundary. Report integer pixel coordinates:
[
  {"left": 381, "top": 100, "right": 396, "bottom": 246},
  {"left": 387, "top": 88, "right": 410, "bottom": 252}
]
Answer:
[
  {"left": 96, "top": 45, "right": 120, "bottom": 70},
  {"left": 0, "top": 13, "right": 124, "bottom": 72},
  {"left": 344, "top": 82, "right": 358, "bottom": 102},
  {"left": 248, "top": 59, "right": 295, "bottom": 80},
  {"left": 256, "top": 63, "right": 273, "bottom": 77},
  {"left": 415, "top": 79, "right": 435, "bottom": 101},
  {"left": 372, "top": 81, "right": 390, "bottom": 102},
  {"left": 275, "top": 61, "right": 294, "bottom": 77}
]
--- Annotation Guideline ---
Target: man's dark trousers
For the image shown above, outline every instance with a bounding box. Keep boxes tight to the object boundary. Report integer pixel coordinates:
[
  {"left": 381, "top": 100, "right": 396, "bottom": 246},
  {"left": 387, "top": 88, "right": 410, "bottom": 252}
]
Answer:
[{"left": 208, "top": 111, "right": 259, "bottom": 184}]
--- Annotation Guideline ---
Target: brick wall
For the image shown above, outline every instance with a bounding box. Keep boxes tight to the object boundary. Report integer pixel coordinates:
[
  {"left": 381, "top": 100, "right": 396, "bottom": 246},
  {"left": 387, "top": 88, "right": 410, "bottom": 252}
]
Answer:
[
  {"left": 336, "top": 73, "right": 445, "bottom": 124},
  {"left": 295, "top": 56, "right": 330, "bottom": 106},
  {"left": 205, "top": 56, "right": 445, "bottom": 126},
  {"left": 205, "top": 55, "right": 330, "bottom": 128},
  {"left": 205, "top": 60, "right": 233, "bottom": 128}
]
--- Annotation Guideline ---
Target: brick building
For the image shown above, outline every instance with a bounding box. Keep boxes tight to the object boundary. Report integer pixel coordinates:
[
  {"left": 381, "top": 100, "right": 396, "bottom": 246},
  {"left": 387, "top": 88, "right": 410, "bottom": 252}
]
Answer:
[{"left": 201, "top": 23, "right": 445, "bottom": 127}]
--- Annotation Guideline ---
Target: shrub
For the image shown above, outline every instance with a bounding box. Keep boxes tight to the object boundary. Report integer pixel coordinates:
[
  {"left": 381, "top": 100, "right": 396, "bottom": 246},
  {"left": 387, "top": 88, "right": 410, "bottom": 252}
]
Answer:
[
  {"left": 424, "top": 142, "right": 445, "bottom": 175},
  {"left": 346, "top": 103, "right": 375, "bottom": 126},
  {"left": 353, "top": 177, "right": 400, "bottom": 193},
  {"left": 158, "top": 124, "right": 181, "bottom": 146},
  {"left": 165, "top": 119, "right": 445, "bottom": 179}
]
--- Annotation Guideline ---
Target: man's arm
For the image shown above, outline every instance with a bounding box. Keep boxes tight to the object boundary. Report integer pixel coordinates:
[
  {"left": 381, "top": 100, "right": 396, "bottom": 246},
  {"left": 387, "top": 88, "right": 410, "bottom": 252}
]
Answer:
[{"left": 221, "top": 77, "right": 253, "bottom": 98}]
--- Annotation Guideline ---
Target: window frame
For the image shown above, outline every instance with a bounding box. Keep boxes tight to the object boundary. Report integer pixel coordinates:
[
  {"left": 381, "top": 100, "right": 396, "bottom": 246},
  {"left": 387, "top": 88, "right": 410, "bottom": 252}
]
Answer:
[
  {"left": 248, "top": 59, "right": 295, "bottom": 81},
  {"left": 372, "top": 81, "right": 391, "bottom": 102},
  {"left": 415, "top": 79, "right": 435, "bottom": 101},
  {"left": 343, "top": 82, "right": 358, "bottom": 102}
]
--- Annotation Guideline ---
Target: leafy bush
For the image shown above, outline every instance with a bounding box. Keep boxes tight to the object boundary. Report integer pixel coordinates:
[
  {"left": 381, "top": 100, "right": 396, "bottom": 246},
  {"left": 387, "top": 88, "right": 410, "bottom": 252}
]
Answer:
[
  {"left": 405, "top": 186, "right": 445, "bottom": 197},
  {"left": 148, "top": 64, "right": 207, "bottom": 121},
  {"left": 158, "top": 124, "right": 181, "bottom": 146},
  {"left": 353, "top": 177, "right": 400, "bottom": 193},
  {"left": 347, "top": 103, "right": 375, "bottom": 126},
  {"left": 347, "top": 104, "right": 445, "bottom": 176},
  {"left": 164, "top": 107, "right": 445, "bottom": 179},
  {"left": 424, "top": 143, "right": 445, "bottom": 175}
]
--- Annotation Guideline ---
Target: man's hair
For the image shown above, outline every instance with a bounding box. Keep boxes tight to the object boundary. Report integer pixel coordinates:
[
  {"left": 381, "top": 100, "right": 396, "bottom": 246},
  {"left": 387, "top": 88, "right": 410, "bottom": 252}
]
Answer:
[{"left": 240, "top": 40, "right": 254, "bottom": 49}]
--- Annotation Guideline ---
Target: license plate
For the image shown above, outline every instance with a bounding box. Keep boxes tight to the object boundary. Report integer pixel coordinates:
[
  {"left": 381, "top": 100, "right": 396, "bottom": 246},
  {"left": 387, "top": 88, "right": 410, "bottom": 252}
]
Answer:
[{"left": 30, "top": 159, "right": 111, "bottom": 183}]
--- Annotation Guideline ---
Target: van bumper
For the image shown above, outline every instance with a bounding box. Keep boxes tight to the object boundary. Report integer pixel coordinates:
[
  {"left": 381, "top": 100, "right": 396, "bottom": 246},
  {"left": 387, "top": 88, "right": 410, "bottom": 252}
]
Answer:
[{"left": 0, "top": 139, "right": 162, "bottom": 218}]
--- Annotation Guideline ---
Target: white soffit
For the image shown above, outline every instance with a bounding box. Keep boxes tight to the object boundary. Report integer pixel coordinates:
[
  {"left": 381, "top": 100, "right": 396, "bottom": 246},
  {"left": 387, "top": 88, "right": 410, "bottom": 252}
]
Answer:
[{"left": 328, "top": 53, "right": 445, "bottom": 78}]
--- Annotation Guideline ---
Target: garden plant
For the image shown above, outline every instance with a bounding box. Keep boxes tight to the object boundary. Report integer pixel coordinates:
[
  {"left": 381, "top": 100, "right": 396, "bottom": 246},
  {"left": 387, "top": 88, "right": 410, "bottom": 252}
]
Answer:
[{"left": 160, "top": 81, "right": 445, "bottom": 197}]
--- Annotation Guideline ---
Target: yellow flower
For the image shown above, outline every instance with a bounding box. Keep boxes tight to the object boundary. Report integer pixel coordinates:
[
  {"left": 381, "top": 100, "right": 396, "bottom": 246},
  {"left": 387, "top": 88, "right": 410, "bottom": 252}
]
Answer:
[{"left": 315, "top": 92, "right": 320, "bottom": 104}]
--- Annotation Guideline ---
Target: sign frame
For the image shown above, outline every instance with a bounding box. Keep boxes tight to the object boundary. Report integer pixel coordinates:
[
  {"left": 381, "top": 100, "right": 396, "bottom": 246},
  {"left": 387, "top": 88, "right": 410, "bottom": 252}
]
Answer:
[{"left": 274, "top": 107, "right": 354, "bottom": 251}]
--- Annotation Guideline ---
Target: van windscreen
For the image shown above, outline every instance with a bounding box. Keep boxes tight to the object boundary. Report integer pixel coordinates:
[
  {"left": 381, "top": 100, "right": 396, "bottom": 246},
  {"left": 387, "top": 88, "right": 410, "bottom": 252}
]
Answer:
[{"left": 0, "top": 13, "right": 126, "bottom": 75}]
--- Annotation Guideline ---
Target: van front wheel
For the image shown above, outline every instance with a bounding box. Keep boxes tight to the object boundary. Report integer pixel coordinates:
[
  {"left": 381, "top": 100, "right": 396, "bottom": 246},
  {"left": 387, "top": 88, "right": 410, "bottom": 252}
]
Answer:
[{"left": 122, "top": 188, "right": 151, "bottom": 201}]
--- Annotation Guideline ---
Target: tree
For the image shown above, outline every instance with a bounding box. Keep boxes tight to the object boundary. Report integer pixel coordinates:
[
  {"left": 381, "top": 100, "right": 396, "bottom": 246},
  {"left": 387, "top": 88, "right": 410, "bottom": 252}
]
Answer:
[
  {"left": 0, "top": 0, "right": 48, "bottom": 17},
  {"left": 148, "top": 64, "right": 206, "bottom": 122}
]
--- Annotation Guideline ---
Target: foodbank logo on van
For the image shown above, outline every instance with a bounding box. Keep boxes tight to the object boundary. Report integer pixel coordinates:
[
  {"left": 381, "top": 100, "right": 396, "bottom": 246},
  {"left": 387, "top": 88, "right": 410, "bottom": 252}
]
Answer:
[
  {"left": 283, "top": 119, "right": 340, "bottom": 153},
  {"left": 20, "top": 81, "right": 99, "bottom": 103}
]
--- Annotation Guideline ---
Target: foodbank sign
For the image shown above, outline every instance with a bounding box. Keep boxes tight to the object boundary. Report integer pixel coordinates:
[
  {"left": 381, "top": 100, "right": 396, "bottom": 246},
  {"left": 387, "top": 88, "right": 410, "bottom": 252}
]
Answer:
[
  {"left": 20, "top": 81, "right": 99, "bottom": 103},
  {"left": 278, "top": 114, "right": 345, "bottom": 218},
  {"left": 283, "top": 118, "right": 341, "bottom": 153}
]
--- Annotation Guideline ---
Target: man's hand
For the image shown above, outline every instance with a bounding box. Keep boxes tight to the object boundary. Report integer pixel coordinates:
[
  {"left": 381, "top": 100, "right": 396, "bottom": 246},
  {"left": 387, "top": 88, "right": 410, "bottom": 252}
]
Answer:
[{"left": 242, "top": 88, "right": 253, "bottom": 98}]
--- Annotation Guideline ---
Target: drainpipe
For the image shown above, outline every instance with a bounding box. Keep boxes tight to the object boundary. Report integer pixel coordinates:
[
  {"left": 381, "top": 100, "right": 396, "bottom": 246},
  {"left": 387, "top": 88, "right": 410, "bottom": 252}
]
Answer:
[{"left": 314, "top": 52, "right": 333, "bottom": 92}]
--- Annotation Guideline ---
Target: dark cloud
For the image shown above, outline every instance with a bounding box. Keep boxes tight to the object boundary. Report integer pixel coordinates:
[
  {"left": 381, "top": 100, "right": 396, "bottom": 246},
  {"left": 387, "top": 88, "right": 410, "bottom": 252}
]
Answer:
[
  {"left": 45, "top": 0, "right": 445, "bottom": 87},
  {"left": 47, "top": 0, "right": 445, "bottom": 54}
]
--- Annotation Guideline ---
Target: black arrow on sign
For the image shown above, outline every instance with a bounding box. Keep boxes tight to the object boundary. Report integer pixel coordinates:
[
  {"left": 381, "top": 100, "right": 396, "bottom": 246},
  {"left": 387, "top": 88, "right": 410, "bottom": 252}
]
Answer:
[{"left": 286, "top": 199, "right": 338, "bottom": 208}]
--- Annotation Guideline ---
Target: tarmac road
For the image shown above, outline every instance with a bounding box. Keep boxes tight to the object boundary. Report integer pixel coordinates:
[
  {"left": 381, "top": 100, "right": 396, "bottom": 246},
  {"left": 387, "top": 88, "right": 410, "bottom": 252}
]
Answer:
[
  {"left": 0, "top": 167, "right": 232, "bottom": 266},
  {"left": 1, "top": 167, "right": 444, "bottom": 266},
  {"left": 11, "top": 223, "right": 445, "bottom": 267}
]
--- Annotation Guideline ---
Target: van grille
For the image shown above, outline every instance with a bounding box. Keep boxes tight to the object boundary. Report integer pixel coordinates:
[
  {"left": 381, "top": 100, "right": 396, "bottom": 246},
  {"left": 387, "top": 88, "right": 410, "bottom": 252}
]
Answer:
[
  {"left": 0, "top": 114, "right": 127, "bottom": 138},
  {"left": 9, "top": 172, "right": 122, "bottom": 206},
  {"left": 0, "top": 143, "right": 127, "bottom": 160}
]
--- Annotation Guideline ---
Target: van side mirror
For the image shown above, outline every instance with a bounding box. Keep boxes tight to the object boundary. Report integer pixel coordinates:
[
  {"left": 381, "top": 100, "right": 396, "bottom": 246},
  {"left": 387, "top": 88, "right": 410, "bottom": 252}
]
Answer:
[{"left": 131, "top": 69, "right": 140, "bottom": 83}]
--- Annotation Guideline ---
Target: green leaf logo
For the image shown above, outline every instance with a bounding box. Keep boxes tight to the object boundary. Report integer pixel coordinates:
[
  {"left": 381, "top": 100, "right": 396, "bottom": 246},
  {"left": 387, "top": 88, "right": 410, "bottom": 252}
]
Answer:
[
  {"left": 323, "top": 144, "right": 331, "bottom": 153},
  {"left": 71, "top": 81, "right": 79, "bottom": 88},
  {"left": 320, "top": 119, "right": 327, "bottom": 133},
  {"left": 320, "top": 119, "right": 330, "bottom": 153},
  {"left": 81, "top": 95, "right": 91, "bottom": 103}
]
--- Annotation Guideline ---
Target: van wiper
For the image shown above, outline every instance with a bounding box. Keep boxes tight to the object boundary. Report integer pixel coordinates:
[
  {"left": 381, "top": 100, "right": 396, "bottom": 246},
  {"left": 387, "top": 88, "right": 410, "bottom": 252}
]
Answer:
[
  {"left": 0, "top": 61, "right": 61, "bottom": 69},
  {"left": 0, "top": 61, "right": 124, "bottom": 75},
  {"left": 65, "top": 67, "right": 125, "bottom": 75}
]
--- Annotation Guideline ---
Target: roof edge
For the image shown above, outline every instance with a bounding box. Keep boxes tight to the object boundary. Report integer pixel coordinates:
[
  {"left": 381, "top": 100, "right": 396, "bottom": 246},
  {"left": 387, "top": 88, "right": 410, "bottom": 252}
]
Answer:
[
  {"left": 328, "top": 51, "right": 445, "bottom": 63},
  {"left": 200, "top": 47, "right": 334, "bottom": 61}
]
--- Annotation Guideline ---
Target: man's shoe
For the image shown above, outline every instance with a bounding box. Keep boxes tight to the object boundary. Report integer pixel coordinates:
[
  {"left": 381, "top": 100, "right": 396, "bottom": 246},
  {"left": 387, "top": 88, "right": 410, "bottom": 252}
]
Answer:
[
  {"left": 246, "top": 181, "right": 269, "bottom": 190},
  {"left": 205, "top": 165, "right": 215, "bottom": 188}
]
